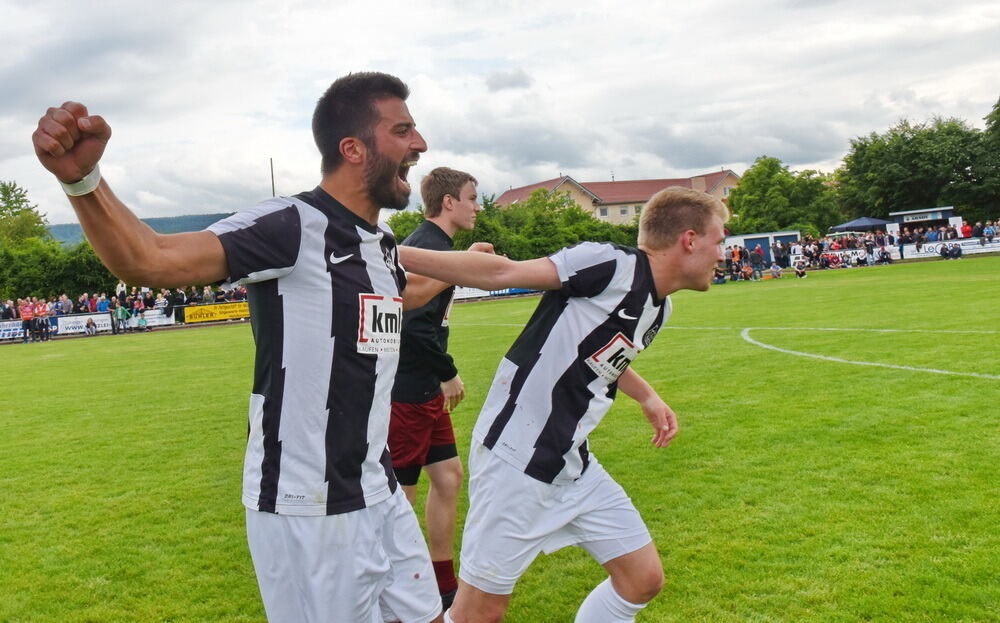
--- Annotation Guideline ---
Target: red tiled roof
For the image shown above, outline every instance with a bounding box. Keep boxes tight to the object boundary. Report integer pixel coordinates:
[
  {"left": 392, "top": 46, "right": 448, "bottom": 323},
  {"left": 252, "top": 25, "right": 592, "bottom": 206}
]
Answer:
[
  {"left": 581, "top": 178, "right": 693, "bottom": 204},
  {"left": 699, "top": 170, "right": 733, "bottom": 193},
  {"left": 495, "top": 177, "right": 567, "bottom": 205},
  {"left": 497, "top": 170, "right": 739, "bottom": 207}
]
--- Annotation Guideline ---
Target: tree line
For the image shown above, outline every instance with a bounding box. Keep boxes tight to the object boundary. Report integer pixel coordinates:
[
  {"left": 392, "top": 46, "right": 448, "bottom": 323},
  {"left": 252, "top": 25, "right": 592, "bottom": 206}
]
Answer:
[
  {"left": 728, "top": 96, "right": 1000, "bottom": 236},
  {"left": 4, "top": 95, "right": 998, "bottom": 297},
  {"left": 387, "top": 189, "right": 638, "bottom": 259},
  {"left": 0, "top": 181, "right": 117, "bottom": 301}
]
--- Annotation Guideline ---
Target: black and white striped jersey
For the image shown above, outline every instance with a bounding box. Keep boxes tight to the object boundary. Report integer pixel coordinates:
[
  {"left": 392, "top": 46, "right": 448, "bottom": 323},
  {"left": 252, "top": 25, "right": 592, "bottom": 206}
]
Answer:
[
  {"left": 473, "top": 242, "right": 670, "bottom": 485},
  {"left": 208, "top": 187, "right": 406, "bottom": 516}
]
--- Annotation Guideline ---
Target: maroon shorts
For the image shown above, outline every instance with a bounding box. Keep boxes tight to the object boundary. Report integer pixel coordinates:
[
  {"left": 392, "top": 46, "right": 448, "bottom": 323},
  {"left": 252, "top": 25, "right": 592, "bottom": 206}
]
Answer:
[{"left": 389, "top": 394, "right": 456, "bottom": 469}]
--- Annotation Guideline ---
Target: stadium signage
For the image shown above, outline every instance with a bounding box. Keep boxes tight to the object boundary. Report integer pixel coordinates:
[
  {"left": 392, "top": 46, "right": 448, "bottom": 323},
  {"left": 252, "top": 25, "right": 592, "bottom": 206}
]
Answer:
[
  {"left": 57, "top": 313, "right": 113, "bottom": 334},
  {"left": 183, "top": 302, "right": 251, "bottom": 323},
  {"left": 902, "top": 211, "right": 943, "bottom": 223},
  {"left": 0, "top": 319, "right": 23, "bottom": 340}
]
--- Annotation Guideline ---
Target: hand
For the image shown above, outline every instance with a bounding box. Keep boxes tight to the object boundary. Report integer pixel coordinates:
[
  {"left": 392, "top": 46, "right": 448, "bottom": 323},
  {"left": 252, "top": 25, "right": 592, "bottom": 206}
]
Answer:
[
  {"left": 640, "top": 396, "right": 679, "bottom": 448},
  {"left": 468, "top": 242, "right": 495, "bottom": 254},
  {"left": 440, "top": 375, "right": 465, "bottom": 413},
  {"left": 32, "top": 102, "right": 111, "bottom": 183}
]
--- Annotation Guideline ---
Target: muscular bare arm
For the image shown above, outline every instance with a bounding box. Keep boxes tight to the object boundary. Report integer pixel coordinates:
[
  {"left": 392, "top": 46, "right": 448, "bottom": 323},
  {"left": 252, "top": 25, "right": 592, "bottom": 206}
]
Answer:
[{"left": 33, "top": 102, "right": 227, "bottom": 287}]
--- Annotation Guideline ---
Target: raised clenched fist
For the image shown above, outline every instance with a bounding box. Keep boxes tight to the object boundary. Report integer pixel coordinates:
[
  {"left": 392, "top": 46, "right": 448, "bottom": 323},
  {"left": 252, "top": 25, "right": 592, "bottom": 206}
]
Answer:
[{"left": 32, "top": 101, "right": 111, "bottom": 184}]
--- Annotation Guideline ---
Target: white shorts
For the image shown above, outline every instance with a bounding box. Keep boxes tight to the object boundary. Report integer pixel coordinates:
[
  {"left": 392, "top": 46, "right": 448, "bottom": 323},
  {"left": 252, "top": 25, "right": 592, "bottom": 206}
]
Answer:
[
  {"left": 459, "top": 444, "right": 652, "bottom": 595},
  {"left": 246, "top": 488, "right": 441, "bottom": 623}
]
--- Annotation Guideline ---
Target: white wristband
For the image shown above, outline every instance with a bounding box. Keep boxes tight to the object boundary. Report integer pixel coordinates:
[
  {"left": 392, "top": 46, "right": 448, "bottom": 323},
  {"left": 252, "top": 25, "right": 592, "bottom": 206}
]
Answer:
[{"left": 60, "top": 165, "right": 102, "bottom": 196}]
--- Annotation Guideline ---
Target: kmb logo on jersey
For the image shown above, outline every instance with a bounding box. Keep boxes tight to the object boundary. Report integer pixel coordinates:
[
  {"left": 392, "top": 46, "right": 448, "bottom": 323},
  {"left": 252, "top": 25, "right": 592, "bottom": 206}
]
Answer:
[
  {"left": 585, "top": 332, "right": 639, "bottom": 382},
  {"left": 357, "top": 294, "right": 403, "bottom": 354}
]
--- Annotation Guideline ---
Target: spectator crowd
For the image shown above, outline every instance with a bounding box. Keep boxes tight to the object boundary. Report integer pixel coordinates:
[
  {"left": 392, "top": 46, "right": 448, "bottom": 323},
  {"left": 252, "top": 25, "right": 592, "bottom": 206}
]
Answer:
[
  {"left": 0, "top": 280, "right": 248, "bottom": 343},
  {"left": 714, "top": 218, "right": 998, "bottom": 285}
]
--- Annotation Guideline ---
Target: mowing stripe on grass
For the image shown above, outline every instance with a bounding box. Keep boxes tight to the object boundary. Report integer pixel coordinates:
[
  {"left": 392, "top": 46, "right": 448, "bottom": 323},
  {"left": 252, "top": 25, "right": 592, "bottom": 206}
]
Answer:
[
  {"left": 740, "top": 327, "right": 1000, "bottom": 380},
  {"left": 455, "top": 323, "right": 1000, "bottom": 335}
]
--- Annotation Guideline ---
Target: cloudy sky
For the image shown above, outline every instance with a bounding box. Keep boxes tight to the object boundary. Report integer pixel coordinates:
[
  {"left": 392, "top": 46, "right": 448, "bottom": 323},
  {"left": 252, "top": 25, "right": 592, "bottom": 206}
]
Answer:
[{"left": 2, "top": 0, "right": 998, "bottom": 225}]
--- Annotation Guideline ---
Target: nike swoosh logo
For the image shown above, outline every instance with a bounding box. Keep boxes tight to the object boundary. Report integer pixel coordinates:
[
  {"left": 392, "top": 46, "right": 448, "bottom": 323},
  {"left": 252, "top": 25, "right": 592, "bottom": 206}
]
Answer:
[
  {"left": 618, "top": 309, "right": 638, "bottom": 320},
  {"left": 329, "top": 252, "right": 354, "bottom": 264}
]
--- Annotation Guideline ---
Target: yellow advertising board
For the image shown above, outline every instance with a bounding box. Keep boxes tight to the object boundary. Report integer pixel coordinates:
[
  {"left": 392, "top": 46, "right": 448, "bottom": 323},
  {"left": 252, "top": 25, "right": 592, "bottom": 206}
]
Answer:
[{"left": 183, "top": 302, "right": 250, "bottom": 323}]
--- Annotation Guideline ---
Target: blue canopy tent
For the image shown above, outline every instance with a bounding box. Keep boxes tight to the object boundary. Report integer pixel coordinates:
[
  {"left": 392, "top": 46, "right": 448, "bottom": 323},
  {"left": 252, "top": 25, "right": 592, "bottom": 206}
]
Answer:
[{"left": 829, "top": 217, "right": 894, "bottom": 232}]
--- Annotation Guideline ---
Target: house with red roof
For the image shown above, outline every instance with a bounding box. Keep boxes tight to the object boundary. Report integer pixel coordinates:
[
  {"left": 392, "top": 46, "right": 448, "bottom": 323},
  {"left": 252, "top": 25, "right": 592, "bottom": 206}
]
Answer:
[{"left": 495, "top": 169, "right": 741, "bottom": 225}]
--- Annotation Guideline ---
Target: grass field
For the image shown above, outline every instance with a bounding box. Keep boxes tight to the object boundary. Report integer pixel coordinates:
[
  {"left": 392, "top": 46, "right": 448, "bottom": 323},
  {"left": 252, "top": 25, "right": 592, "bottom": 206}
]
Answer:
[{"left": 2, "top": 256, "right": 999, "bottom": 622}]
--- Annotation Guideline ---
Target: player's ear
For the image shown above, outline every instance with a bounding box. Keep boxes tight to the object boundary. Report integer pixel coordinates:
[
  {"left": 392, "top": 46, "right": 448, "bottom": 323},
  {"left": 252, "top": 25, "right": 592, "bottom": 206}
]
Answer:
[{"left": 340, "top": 137, "right": 366, "bottom": 165}]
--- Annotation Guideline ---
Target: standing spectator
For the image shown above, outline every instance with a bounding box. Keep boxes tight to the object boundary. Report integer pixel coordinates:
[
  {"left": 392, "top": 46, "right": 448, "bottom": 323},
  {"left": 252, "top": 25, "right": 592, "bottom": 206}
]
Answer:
[
  {"left": 19, "top": 299, "right": 35, "bottom": 343},
  {"left": 170, "top": 287, "right": 187, "bottom": 323},
  {"left": 202, "top": 285, "right": 214, "bottom": 304},
  {"left": 109, "top": 297, "right": 121, "bottom": 334},
  {"left": 114, "top": 299, "right": 131, "bottom": 333},
  {"left": 749, "top": 248, "right": 764, "bottom": 281},
  {"left": 984, "top": 222, "right": 996, "bottom": 244},
  {"left": 116, "top": 280, "right": 127, "bottom": 302},
  {"left": 35, "top": 299, "right": 51, "bottom": 341}
]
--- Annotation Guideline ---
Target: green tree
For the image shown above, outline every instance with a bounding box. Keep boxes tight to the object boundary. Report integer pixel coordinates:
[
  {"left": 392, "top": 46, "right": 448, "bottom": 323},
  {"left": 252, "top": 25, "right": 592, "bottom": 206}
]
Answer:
[
  {"left": 837, "top": 117, "right": 984, "bottom": 221},
  {"left": 727, "top": 157, "right": 841, "bottom": 236},
  {"left": 0, "top": 181, "right": 49, "bottom": 246},
  {"left": 967, "top": 96, "right": 1000, "bottom": 222},
  {"left": 385, "top": 209, "right": 424, "bottom": 242},
  {"left": 388, "top": 191, "right": 637, "bottom": 262},
  {"left": 456, "top": 190, "right": 637, "bottom": 259}
]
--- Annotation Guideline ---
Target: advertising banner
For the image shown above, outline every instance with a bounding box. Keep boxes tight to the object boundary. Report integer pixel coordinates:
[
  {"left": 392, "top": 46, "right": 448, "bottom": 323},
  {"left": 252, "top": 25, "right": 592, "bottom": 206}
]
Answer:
[
  {"left": 182, "top": 302, "right": 250, "bottom": 323},
  {"left": 899, "top": 238, "right": 1000, "bottom": 260},
  {"left": 57, "top": 312, "right": 113, "bottom": 334},
  {"left": 1, "top": 319, "right": 24, "bottom": 340}
]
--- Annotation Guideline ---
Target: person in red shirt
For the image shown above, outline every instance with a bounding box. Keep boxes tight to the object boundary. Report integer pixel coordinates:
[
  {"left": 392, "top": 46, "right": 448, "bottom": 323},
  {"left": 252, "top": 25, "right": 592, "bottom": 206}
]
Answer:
[
  {"left": 35, "top": 298, "right": 51, "bottom": 341},
  {"left": 19, "top": 299, "right": 35, "bottom": 344},
  {"left": 960, "top": 221, "right": 972, "bottom": 238}
]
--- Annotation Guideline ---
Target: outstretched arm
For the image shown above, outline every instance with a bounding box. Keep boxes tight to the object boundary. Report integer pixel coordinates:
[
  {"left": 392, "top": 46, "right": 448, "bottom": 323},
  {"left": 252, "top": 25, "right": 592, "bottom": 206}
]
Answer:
[
  {"left": 617, "top": 368, "right": 678, "bottom": 448},
  {"left": 33, "top": 102, "right": 227, "bottom": 287},
  {"left": 399, "top": 246, "right": 561, "bottom": 292}
]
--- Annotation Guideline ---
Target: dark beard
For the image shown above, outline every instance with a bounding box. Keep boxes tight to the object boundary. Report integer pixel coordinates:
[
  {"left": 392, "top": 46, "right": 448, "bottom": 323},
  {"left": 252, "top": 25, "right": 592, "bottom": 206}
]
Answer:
[{"left": 364, "top": 148, "right": 409, "bottom": 211}]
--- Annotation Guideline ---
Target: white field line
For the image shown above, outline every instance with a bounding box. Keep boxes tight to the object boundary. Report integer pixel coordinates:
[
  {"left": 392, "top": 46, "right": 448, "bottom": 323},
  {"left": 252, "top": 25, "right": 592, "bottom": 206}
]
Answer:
[
  {"left": 452, "top": 323, "right": 1000, "bottom": 379},
  {"left": 740, "top": 328, "right": 1000, "bottom": 380}
]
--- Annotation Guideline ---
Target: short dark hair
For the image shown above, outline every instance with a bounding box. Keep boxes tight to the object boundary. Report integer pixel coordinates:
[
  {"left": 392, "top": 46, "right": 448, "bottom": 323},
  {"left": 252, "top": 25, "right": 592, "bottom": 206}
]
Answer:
[
  {"left": 312, "top": 72, "right": 410, "bottom": 175},
  {"left": 421, "top": 167, "right": 477, "bottom": 218}
]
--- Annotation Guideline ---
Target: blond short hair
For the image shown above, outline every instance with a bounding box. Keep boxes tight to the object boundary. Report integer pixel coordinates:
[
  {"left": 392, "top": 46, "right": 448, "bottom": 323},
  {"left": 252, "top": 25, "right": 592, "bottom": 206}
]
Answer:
[
  {"left": 637, "top": 186, "right": 730, "bottom": 250},
  {"left": 421, "top": 167, "right": 478, "bottom": 218}
]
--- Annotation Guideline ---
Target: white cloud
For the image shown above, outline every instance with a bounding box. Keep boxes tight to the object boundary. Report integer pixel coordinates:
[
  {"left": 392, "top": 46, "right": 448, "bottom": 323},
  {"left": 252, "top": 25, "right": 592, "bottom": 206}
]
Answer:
[{"left": 2, "top": 0, "right": 997, "bottom": 224}]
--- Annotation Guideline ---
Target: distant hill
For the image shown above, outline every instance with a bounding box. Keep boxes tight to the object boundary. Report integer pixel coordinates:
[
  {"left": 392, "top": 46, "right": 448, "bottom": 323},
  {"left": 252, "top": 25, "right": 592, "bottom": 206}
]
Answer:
[{"left": 48, "top": 213, "right": 234, "bottom": 245}]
